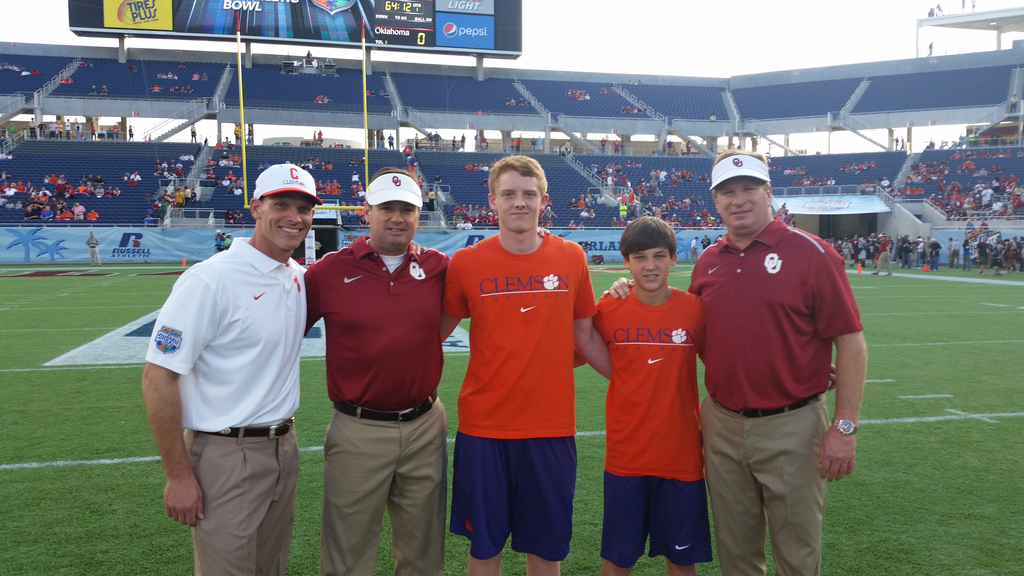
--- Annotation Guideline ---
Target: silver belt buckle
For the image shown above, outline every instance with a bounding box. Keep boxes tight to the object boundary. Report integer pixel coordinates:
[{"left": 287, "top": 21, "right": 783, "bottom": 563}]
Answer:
[
  {"left": 269, "top": 424, "right": 278, "bottom": 439},
  {"left": 218, "top": 428, "right": 232, "bottom": 435}
]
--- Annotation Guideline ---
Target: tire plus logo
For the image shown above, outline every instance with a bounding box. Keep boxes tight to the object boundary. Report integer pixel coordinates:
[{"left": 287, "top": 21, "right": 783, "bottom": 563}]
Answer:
[
  {"left": 111, "top": 232, "right": 151, "bottom": 259},
  {"left": 117, "top": 0, "right": 160, "bottom": 25}
]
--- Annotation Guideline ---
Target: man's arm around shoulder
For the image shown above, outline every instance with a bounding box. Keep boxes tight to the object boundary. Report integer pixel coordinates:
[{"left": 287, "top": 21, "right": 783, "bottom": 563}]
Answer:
[
  {"left": 819, "top": 330, "right": 867, "bottom": 482},
  {"left": 142, "top": 362, "right": 204, "bottom": 526},
  {"left": 574, "top": 316, "right": 611, "bottom": 379}
]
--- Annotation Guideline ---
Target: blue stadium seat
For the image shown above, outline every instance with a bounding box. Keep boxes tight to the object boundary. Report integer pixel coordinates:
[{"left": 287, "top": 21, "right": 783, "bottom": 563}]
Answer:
[
  {"left": 855, "top": 66, "right": 1014, "bottom": 113},
  {"left": 733, "top": 78, "right": 863, "bottom": 120},
  {"left": 0, "top": 55, "right": 74, "bottom": 95},
  {"left": 625, "top": 85, "right": 729, "bottom": 121},
  {"left": 518, "top": 80, "right": 634, "bottom": 118},
  {"left": 222, "top": 65, "right": 392, "bottom": 114},
  {"left": 50, "top": 59, "right": 226, "bottom": 100},
  {"left": 390, "top": 73, "right": 537, "bottom": 115}
]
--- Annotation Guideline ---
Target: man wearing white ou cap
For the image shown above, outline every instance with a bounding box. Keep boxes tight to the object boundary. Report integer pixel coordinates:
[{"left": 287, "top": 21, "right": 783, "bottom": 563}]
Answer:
[
  {"left": 691, "top": 151, "right": 867, "bottom": 575},
  {"left": 142, "top": 162, "right": 321, "bottom": 576},
  {"left": 304, "top": 167, "right": 450, "bottom": 576}
]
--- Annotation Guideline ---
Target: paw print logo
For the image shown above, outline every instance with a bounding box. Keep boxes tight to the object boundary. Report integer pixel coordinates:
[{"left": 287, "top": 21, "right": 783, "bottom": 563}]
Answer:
[
  {"left": 672, "top": 329, "right": 688, "bottom": 344},
  {"left": 543, "top": 274, "right": 560, "bottom": 290}
]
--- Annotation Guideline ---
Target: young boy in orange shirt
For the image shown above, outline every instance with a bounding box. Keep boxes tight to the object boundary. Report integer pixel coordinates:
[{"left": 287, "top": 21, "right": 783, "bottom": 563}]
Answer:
[{"left": 592, "top": 217, "right": 712, "bottom": 575}]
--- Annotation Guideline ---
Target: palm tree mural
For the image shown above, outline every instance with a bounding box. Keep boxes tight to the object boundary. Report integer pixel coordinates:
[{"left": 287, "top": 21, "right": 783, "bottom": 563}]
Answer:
[{"left": 4, "top": 228, "right": 49, "bottom": 262}]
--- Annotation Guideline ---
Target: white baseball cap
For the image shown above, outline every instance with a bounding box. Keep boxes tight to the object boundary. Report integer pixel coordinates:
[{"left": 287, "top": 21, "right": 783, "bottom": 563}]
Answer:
[
  {"left": 253, "top": 163, "right": 321, "bottom": 205},
  {"left": 710, "top": 154, "right": 771, "bottom": 190},
  {"left": 365, "top": 172, "right": 422, "bottom": 207}
]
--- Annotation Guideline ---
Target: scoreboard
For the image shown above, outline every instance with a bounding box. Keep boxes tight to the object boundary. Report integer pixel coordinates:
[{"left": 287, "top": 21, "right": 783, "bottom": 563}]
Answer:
[
  {"left": 68, "top": 0, "right": 521, "bottom": 57},
  {"left": 372, "top": 1, "right": 435, "bottom": 49}
]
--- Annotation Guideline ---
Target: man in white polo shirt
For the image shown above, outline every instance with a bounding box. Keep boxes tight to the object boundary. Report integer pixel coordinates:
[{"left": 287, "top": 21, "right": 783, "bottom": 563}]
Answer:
[{"left": 142, "top": 163, "right": 321, "bottom": 576}]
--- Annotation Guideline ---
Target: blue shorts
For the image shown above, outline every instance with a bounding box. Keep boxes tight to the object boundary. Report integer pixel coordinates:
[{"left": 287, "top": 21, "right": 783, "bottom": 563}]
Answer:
[
  {"left": 601, "top": 471, "right": 713, "bottom": 568},
  {"left": 449, "top": 432, "right": 577, "bottom": 561}
]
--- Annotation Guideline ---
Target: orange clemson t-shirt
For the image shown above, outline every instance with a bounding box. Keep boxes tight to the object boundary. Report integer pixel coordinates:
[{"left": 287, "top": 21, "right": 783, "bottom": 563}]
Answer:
[
  {"left": 593, "top": 288, "right": 706, "bottom": 481},
  {"left": 442, "top": 234, "right": 596, "bottom": 439}
]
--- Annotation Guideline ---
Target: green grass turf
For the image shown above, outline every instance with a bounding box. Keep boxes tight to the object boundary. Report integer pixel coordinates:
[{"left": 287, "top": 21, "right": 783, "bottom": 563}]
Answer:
[{"left": 1, "top": 262, "right": 1023, "bottom": 575}]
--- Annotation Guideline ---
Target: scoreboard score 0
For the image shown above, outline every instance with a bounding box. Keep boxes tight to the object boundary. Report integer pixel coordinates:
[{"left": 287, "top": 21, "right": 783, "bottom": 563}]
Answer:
[{"left": 373, "top": 0, "right": 435, "bottom": 48}]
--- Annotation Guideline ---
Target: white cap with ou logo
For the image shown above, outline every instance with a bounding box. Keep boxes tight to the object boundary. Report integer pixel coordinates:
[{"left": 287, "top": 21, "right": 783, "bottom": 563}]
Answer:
[
  {"left": 253, "top": 163, "right": 322, "bottom": 205},
  {"left": 710, "top": 154, "right": 771, "bottom": 191},
  {"left": 366, "top": 172, "right": 422, "bottom": 207}
]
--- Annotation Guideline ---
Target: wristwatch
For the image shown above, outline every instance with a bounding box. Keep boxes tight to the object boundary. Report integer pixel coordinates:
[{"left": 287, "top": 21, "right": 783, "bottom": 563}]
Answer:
[{"left": 832, "top": 418, "right": 857, "bottom": 435}]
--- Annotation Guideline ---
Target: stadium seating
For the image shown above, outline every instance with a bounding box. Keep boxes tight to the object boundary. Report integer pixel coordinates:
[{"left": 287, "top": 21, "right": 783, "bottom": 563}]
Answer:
[
  {"left": 0, "top": 140, "right": 199, "bottom": 225},
  {"left": 0, "top": 55, "right": 74, "bottom": 95},
  {"left": 517, "top": 80, "right": 633, "bottom": 118},
  {"left": 197, "top": 145, "right": 406, "bottom": 226},
  {"left": 221, "top": 65, "right": 392, "bottom": 114},
  {"left": 855, "top": 66, "right": 1015, "bottom": 113},
  {"left": 732, "top": 78, "right": 863, "bottom": 120},
  {"left": 49, "top": 59, "right": 227, "bottom": 100},
  {"left": 769, "top": 151, "right": 907, "bottom": 187},
  {"left": 413, "top": 151, "right": 599, "bottom": 226},
  {"left": 390, "top": 73, "right": 537, "bottom": 115},
  {"left": 624, "top": 84, "right": 730, "bottom": 121}
]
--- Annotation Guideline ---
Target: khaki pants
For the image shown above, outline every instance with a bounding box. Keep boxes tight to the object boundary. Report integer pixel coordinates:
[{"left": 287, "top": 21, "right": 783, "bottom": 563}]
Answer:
[
  {"left": 88, "top": 246, "right": 101, "bottom": 265},
  {"left": 700, "top": 396, "right": 828, "bottom": 576},
  {"left": 320, "top": 400, "right": 448, "bottom": 576},
  {"left": 874, "top": 249, "right": 892, "bottom": 274},
  {"left": 184, "top": 427, "right": 300, "bottom": 576}
]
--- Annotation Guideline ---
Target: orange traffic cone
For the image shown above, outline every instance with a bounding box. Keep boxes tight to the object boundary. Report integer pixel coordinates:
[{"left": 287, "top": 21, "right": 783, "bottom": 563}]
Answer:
[
  {"left": 857, "top": 263, "right": 862, "bottom": 274},
  {"left": 923, "top": 264, "right": 929, "bottom": 272}
]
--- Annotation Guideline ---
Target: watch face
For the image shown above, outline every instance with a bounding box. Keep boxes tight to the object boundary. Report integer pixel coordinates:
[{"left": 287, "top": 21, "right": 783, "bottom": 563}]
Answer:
[{"left": 837, "top": 420, "right": 856, "bottom": 435}]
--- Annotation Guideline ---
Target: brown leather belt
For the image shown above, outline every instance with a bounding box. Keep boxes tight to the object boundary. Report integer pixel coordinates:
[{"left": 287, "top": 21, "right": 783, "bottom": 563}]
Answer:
[
  {"left": 198, "top": 417, "right": 294, "bottom": 439},
  {"left": 718, "top": 394, "right": 820, "bottom": 418},
  {"left": 334, "top": 390, "right": 438, "bottom": 423}
]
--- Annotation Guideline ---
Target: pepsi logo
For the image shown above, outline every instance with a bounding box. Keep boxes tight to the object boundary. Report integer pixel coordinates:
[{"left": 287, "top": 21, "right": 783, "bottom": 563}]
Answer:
[
  {"left": 392, "top": 175, "right": 402, "bottom": 186},
  {"left": 443, "top": 22, "right": 458, "bottom": 37},
  {"left": 732, "top": 158, "right": 743, "bottom": 167}
]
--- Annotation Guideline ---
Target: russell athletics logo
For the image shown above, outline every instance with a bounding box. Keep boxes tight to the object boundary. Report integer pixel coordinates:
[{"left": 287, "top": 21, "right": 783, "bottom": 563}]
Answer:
[{"left": 111, "top": 232, "right": 151, "bottom": 259}]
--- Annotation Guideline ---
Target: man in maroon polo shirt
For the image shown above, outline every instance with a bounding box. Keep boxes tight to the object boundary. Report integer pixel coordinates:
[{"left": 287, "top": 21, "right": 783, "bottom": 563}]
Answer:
[
  {"left": 692, "top": 151, "right": 867, "bottom": 576},
  {"left": 304, "top": 168, "right": 449, "bottom": 576}
]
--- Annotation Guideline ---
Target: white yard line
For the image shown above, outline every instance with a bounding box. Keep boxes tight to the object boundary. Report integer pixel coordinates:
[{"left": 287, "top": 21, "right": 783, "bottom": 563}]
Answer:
[
  {"left": 5, "top": 412, "right": 1022, "bottom": 471},
  {"left": 866, "top": 379, "right": 895, "bottom": 382},
  {"left": 847, "top": 269, "right": 1024, "bottom": 286},
  {"left": 899, "top": 394, "right": 953, "bottom": 399}
]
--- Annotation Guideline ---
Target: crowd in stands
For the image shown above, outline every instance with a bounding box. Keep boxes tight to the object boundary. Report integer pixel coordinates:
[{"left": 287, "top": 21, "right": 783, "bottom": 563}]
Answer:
[
  {"left": 1, "top": 61, "right": 40, "bottom": 76},
  {"left": 504, "top": 98, "right": 531, "bottom": 106},
  {"left": 902, "top": 150, "right": 1024, "bottom": 220},
  {"left": 566, "top": 89, "right": 591, "bottom": 100}
]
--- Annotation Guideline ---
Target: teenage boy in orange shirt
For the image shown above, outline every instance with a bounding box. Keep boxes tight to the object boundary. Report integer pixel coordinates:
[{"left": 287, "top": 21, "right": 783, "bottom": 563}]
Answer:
[
  {"left": 441, "top": 155, "right": 610, "bottom": 576},
  {"left": 591, "top": 217, "right": 712, "bottom": 576}
]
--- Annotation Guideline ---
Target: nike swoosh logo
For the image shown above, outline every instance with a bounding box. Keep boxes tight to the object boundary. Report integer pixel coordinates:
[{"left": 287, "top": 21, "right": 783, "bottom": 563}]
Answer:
[
  {"left": 520, "top": 306, "right": 536, "bottom": 312},
  {"left": 253, "top": 292, "right": 266, "bottom": 300},
  {"left": 343, "top": 276, "right": 363, "bottom": 283},
  {"left": 674, "top": 543, "right": 692, "bottom": 550},
  {"left": 648, "top": 358, "right": 664, "bottom": 364},
  {"left": 708, "top": 265, "right": 721, "bottom": 274}
]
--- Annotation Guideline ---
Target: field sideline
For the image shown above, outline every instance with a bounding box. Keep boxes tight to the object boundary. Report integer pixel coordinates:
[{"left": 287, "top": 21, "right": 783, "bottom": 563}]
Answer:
[{"left": 1, "top": 262, "right": 1022, "bottom": 575}]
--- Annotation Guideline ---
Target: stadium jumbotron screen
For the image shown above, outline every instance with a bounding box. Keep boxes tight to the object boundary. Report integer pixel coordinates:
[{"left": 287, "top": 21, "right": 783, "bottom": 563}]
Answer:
[{"left": 68, "top": 0, "right": 522, "bottom": 57}]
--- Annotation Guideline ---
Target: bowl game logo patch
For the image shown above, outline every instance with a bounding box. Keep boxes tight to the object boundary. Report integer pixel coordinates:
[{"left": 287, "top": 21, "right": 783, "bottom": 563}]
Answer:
[{"left": 154, "top": 326, "right": 182, "bottom": 354}]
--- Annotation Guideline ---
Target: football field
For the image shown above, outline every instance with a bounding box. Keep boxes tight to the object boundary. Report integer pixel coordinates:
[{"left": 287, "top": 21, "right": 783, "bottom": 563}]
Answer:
[{"left": 1, "top": 262, "right": 1022, "bottom": 575}]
